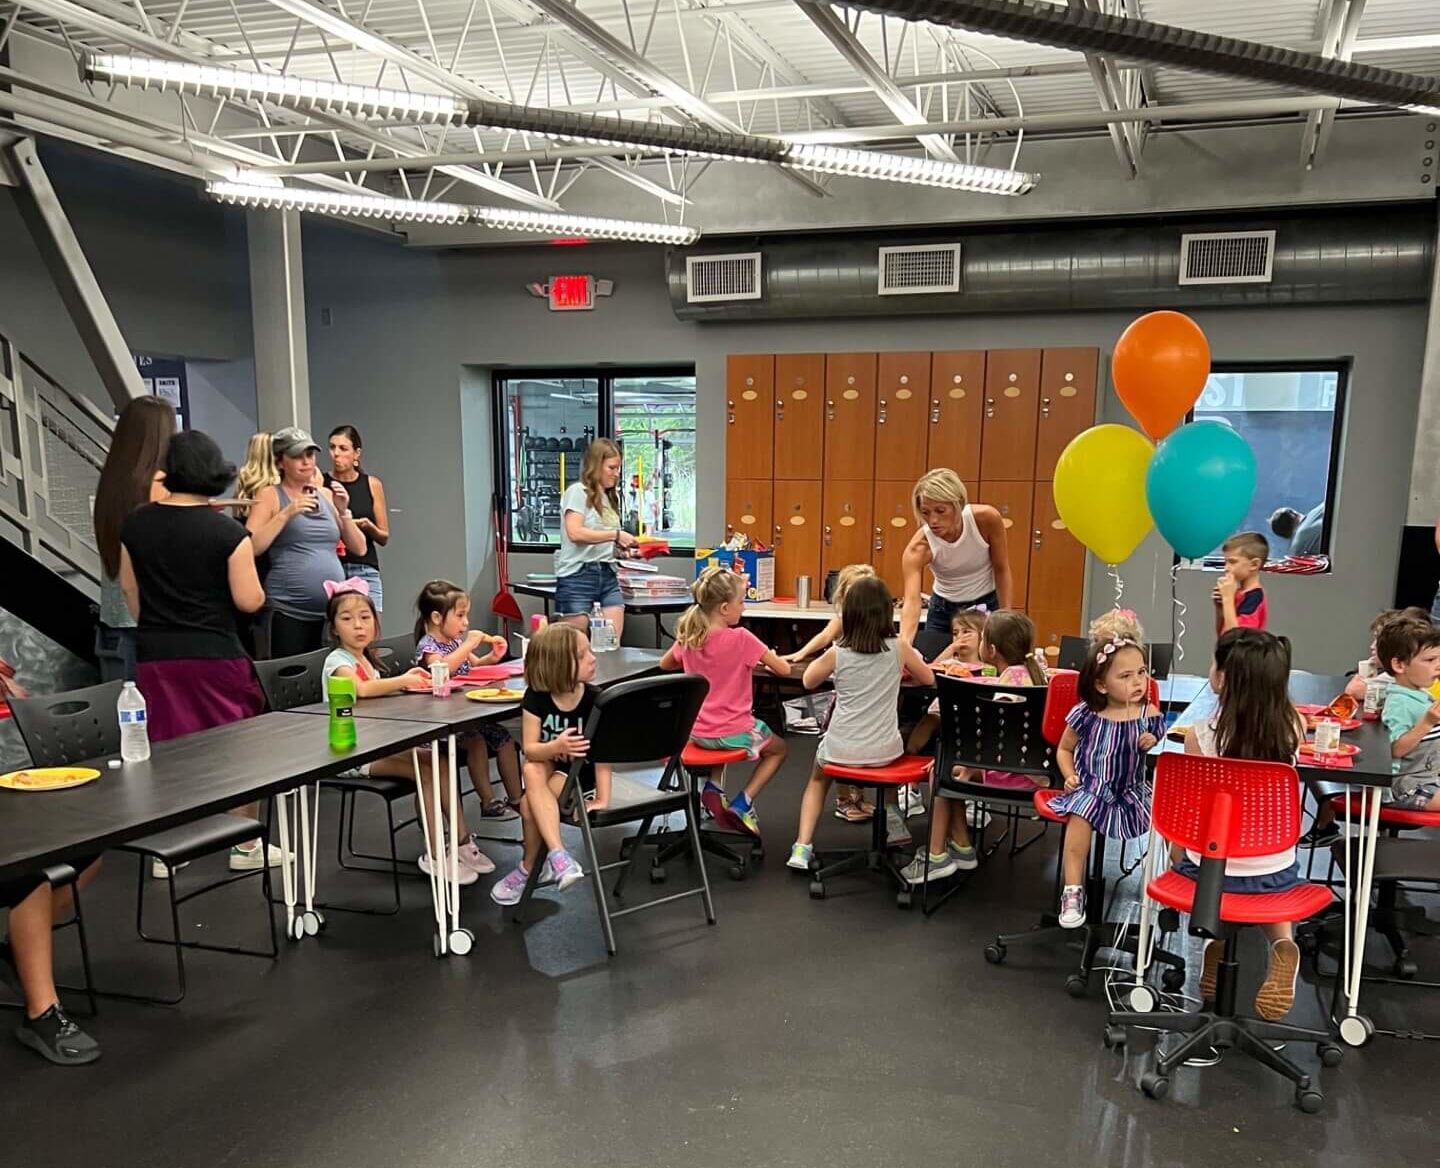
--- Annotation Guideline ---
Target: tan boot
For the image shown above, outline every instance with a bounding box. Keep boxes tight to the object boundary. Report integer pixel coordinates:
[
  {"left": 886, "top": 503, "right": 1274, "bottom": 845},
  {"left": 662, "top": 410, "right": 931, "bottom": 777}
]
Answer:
[{"left": 1198, "top": 940, "right": 1222, "bottom": 1003}]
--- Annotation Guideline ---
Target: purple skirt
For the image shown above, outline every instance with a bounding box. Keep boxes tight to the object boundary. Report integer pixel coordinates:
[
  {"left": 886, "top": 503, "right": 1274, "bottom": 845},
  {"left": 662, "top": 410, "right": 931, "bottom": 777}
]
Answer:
[{"left": 136, "top": 658, "right": 266, "bottom": 743}]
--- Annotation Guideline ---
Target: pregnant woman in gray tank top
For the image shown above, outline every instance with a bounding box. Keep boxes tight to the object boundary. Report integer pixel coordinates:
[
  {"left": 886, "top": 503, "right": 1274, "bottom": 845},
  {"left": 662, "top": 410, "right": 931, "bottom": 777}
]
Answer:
[{"left": 246, "top": 426, "right": 367, "bottom": 657}]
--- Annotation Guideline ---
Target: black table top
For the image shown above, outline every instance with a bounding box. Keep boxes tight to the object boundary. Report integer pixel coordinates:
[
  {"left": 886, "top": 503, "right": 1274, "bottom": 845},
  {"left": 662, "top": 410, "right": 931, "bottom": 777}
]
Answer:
[
  {"left": 513, "top": 581, "right": 690, "bottom": 612},
  {"left": 0, "top": 711, "right": 444, "bottom": 881},
  {"left": 1165, "top": 671, "right": 1393, "bottom": 787},
  {"left": 291, "top": 647, "right": 666, "bottom": 726}
]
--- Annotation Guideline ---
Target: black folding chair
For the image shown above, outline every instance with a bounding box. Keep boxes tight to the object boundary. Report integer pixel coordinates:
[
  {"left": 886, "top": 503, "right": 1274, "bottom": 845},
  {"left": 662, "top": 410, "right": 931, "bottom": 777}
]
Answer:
[
  {"left": 1059, "top": 635, "right": 1172, "bottom": 680},
  {"left": 1057, "top": 636, "right": 1089, "bottom": 672},
  {"left": 0, "top": 861, "right": 98, "bottom": 1019},
  {"left": 511, "top": 674, "right": 715, "bottom": 955},
  {"left": 9, "top": 681, "right": 277, "bottom": 1005},
  {"left": 912, "top": 628, "right": 954, "bottom": 663},
  {"left": 922, "top": 674, "right": 1057, "bottom": 915},
  {"left": 371, "top": 633, "right": 418, "bottom": 679}
]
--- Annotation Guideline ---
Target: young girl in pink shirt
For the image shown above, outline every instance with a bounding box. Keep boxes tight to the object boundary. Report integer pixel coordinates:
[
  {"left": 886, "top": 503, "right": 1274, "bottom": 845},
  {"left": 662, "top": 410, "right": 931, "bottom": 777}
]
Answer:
[{"left": 660, "top": 565, "right": 792, "bottom": 837}]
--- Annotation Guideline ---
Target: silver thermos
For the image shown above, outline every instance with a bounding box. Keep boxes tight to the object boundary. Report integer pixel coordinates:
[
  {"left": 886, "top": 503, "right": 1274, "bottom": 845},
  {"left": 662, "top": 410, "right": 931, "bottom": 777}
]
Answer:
[{"left": 796, "top": 575, "right": 812, "bottom": 609}]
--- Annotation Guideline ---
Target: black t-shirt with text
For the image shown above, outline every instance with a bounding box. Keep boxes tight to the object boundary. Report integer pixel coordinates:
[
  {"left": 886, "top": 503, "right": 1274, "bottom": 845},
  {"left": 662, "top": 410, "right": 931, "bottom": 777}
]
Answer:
[{"left": 122, "top": 503, "right": 249, "bottom": 662}]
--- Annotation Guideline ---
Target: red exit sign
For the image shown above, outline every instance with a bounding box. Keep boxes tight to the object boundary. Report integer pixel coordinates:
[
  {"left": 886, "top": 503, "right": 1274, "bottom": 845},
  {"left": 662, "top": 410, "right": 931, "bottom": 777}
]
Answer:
[{"left": 548, "top": 274, "right": 595, "bottom": 311}]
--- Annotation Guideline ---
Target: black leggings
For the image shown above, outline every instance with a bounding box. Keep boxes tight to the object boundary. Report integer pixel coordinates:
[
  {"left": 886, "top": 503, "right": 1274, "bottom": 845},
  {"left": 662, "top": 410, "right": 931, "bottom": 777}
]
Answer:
[{"left": 267, "top": 611, "right": 326, "bottom": 659}]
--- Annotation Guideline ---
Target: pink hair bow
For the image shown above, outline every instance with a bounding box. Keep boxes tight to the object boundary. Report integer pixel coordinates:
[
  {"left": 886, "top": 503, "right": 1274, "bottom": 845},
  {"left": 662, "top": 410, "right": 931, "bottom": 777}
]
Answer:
[{"left": 324, "top": 576, "right": 371, "bottom": 600}]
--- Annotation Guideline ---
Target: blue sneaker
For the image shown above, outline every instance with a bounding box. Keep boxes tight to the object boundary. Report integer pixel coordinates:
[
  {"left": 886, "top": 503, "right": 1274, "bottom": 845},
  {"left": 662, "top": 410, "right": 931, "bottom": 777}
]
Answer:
[
  {"left": 700, "top": 783, "right": 727, "bottom": 822},
  {"left": 730, "top": 802, "right": 761, "bottom": 838},
  {"left": 548, "top": 849, "right": 585, "bottom": 892},
  {"left": 786, "top": 842, "right": 814, "bottom": 871}
]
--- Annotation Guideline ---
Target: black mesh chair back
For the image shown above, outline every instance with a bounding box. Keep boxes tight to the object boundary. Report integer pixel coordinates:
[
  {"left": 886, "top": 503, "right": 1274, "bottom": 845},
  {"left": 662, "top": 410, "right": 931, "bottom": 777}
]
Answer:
[
  {"left": 371, "top": 634, "right": 418, "bottom": 679},
  {"left": 1057, "top": 635, "right": 1171, "bottom": 679},
  {"left": 934, "top": 673, "right": 1055, "bottom": 782},
  {"left": 9, "top": 681, "right": 123, "bottom": 767},
  {"left": 913, "top": 628, "right": 953, "bottom": 663},
  {"left": 580, "top": 674, "right": 709, "bottom": 789},
  {"left": 1057, "top": 635, "right": 1088, "bottom": 672},
  {"left": 252, "top": 648, "right": 329, "bottom": 712}
]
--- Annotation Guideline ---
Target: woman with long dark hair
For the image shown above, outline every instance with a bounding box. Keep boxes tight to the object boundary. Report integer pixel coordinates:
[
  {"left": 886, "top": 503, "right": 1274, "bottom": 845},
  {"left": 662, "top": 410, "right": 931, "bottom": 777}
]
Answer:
[
  {"left": 92, "top": 397, "right": 175, "bottom": 681},
  {"left": 326, "top": 425, "right": 389, "bottom": 611}
]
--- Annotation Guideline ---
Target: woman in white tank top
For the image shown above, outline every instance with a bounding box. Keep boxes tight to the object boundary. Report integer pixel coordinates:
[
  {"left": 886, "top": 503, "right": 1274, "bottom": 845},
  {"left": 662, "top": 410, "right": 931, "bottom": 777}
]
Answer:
[{"left": 899, "top": 468, "right": 1014, "bottom": 643}]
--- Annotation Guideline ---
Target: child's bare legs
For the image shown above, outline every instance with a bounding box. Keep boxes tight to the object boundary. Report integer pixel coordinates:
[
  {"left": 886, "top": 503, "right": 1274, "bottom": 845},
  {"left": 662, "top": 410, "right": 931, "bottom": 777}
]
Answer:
[
  {"left": 465, "top": 738, "right": 499, "bottom": 805},
  {"left": 927, "top": 767, "right": 973, "bottom": 854},
  {"left": 742, "top": 735, "right": 787, "bottom": 802},
  {"left": 518, "top": 761, "right": 568, "bottom": 871},
  {"left": 495, "top": 740, "right": 522, "bottom": 804},
  {"left": 906, "top": 712, "right": 939, "bottom": 755},
  {"left": 795, "top": 762, "right": 834, "bottom": 848},
  {"left": 11, "top": 860, "right": 99, "bottom": 1020},
  {"left": 1062, "top": 815, "right": 1094, "bottom": 887},
  {"left": 375, "top": 750, "right": 467, "bottom": 855}
]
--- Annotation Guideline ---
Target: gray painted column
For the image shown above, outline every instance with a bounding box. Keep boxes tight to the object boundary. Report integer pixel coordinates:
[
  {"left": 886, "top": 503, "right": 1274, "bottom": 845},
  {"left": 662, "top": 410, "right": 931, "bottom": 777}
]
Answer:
[
  {"left": 1408, "top": 203, "right": 1440, "bottom": 526},
  {"left": 3, "top": 136, "right": 145, "bottom": 411},
  {"left": 247, "top": 208, "right": 311, "bottom": 432}
]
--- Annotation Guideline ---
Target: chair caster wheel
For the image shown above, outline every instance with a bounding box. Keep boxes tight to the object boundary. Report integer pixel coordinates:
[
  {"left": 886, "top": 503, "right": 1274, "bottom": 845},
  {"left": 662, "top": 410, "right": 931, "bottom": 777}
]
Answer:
[
  {"left": 808, "top": 881, "right": 826, "bottom": 900},
  {"left": 1317, "top": 1043, "right": 1344, "bottom": 1068},
  {"left": 1140, "top": 1071, "right": 1169, "bottom": 1100},
  {"left": 301, "top": 909, "right": 324, "bottom": 936},
  {"left": 1394, "top": 956, "right": 1418, "bottom": 979},
  {"left": 728, "top": 865, "right": 746, "bottom": 881},
  {"left": 1065, "top": 973, "right": 1089, "bottom": 998},
  {"left": 1157, "top": 908, "right": 1181, "bottom": 934},
  {"left": 649, "top": 867, "right": 666, "bottom": 885},
  {"left": 1295, "top": 1088, "right": 1324, "bottom": 1114},
  {"left": 984, "top": 942, "right": 1007, "bottom": 965},
  {"left": 448, "top": 928, "right": 474, "bottom": 956},
  {"left": 290, "top": 918, "right": 306, "bottom": 942},
  {"left": 1160, "top": 967, "right": 1186, "bottom": 993},
  {"left": 895, "top": 890, "right": 912, "bottom": 910},
  {"left": 1127, "top": 984, "right": 1158, "bottom": 1014},
  {"left": 1297, "top": 930, "right": 1320, "bottom": 957},
  {"left": 1103, "top": 1024, "right": 1127, "bottom": 1050},
  {"left": 1338, "top": 1014, "right": 1374, "bottom": 1047}
]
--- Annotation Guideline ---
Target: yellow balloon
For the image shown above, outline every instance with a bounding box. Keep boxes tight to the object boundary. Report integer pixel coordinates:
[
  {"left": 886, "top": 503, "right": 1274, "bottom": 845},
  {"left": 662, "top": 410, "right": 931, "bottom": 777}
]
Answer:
[{"left": 1052, "top": 424, "right": 1155, "bottom": 564}]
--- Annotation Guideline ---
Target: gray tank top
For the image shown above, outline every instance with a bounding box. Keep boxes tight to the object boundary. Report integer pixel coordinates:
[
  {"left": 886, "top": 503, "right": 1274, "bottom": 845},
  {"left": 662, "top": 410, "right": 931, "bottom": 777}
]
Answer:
[
  {"left": 265, "top": 485, "right": 345, "bottom": 619},
  {"left": 820, "top": 640, "right": 904, "bottom": 767}
]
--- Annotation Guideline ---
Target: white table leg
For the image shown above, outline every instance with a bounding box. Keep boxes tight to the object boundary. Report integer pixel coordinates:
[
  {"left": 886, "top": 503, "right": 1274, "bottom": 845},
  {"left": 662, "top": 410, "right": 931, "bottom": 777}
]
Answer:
[
  {"left": 1338, "top": 786, "right": 1381, "bottom": 1046},
  {"left": 295, "top": 783, "right": 324, "bottom": 938},
  {"left": 446, "top": 734, "right": 473, "bottom": 955},
  {"left": 275, "top": 790, "right": 300, "bottom": 941},
  {"left": 410, "top": 743, "right": 447, "bottom": 954}
]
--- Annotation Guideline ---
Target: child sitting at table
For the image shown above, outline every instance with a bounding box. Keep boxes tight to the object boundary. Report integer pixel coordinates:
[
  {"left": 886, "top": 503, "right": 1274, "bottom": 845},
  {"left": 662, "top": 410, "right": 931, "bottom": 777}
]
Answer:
[
  {"left": 660, "top": 565, "right": 792, "bottom": 837},
  {"left": 785, "top": 563, "right": 882, "bottom": 823},
  {"left": 1343, "top": 607, "right": 1432, "bottom": 702},
  {"left": 1377, "top": 615, "right": 1440, "bottom": 810},
  {"left": 902, "top": 610, "right": 1048, "bottom": 884},
  {"left": 787, "top": 577, "right": 934, "bottom": 871},
  {"left": 904, "top": 606, "right": 987, "bottom": 754},
  {"left": 1213, "top": 532, "right": 1269, "bottom": 634},
  {"left": 414, "top": 579, "right": 524, "bottom": 821},
  {"left": 323, "top": 579, "right": 493, "bottom": 885},
  {"left": 1050, "top": 637, "right": 1165, "bottom": 928},
  {"left": 490, "top": 623, "right": 610, "bottom": 905},
  {"left": 1181, "top": 628, "right": 1307, "bottom": 1020}
]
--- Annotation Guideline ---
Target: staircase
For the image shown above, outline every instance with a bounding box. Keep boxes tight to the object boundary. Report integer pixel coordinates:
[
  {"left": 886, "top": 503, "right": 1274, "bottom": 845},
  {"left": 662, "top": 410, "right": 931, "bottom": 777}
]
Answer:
[{"left": 0, "top": 329, "right": 112, "bottom": 662}]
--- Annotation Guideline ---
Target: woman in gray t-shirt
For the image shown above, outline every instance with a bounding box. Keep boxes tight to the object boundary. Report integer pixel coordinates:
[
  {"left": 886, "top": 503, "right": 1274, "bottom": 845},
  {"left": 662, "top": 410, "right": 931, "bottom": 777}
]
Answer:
[{"left": 553, "top": 438, "right": 638, "bottom": 638}]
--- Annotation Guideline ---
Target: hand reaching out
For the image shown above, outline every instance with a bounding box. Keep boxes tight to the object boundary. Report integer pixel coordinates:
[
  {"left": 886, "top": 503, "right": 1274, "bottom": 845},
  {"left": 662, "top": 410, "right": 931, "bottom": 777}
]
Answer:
[{"left": 553, "top": 728, "right": 590, "bottom": 760}]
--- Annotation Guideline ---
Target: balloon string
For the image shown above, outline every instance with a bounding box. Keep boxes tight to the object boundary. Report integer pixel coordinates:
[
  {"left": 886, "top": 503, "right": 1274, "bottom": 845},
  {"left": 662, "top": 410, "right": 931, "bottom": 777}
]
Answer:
[
  {"left": 1170, "top": 563, "right": 1186, "bottom": 672},
  {"left": 1109, "top": 563, "right": 1124, "bottom": 610}
]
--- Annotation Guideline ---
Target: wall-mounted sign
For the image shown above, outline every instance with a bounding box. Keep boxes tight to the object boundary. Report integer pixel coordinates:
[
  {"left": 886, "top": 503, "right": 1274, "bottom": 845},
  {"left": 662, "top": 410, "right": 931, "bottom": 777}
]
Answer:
[{"left": 525, "top": 276, "right": 615, "bottom": 312}]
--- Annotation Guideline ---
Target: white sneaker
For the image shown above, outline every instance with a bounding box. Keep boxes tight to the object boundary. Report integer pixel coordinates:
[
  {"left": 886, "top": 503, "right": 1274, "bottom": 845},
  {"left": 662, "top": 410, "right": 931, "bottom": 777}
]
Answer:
[
  {"left": 965, "top": 804, "right": 993, "bottom": 830},
  {"left": 418, "top": 852, "right": 479, "bottom": 886},
  {"left": 457, "top": 839, "right": 496, "bottom": 875},
  {"left": 1058, "top": 885, "right": 1086, "bottom": 929},
  {"left": 898, "top": 784, "right": 925, "bottom": 819},
  {"left": 151, "top": 858, "right": 190, "bottom": 879},
  {"left": 229, "top": 843, "right": 283, "bottom": 871}
]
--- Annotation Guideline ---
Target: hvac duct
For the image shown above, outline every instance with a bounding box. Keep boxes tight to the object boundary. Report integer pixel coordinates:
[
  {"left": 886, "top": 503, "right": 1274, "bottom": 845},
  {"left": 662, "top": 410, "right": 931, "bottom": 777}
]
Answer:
[
  {"left": 812, "top": 0, "right": 1440, "bottom": 111},
  {"left": 665, "top": 210, "right": 1434, "bottom": 321}
]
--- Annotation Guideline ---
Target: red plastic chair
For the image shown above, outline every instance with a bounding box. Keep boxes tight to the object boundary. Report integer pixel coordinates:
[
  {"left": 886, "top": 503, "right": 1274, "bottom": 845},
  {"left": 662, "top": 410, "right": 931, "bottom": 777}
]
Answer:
[
  {"left": 808, "top": 754, "right": 933, "bottom": 907},
  {"left": 638, "top": 744, "right": 759, "bottom": 883},
  {"left": 1108, "top": 753, "right": 1337, "bottom": 1111}
]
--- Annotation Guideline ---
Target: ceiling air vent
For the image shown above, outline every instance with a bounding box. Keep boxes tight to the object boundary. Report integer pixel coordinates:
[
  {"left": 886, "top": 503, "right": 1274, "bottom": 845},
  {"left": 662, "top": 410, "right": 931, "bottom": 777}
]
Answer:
[
  {"left": 1179, "top": 231, "right": 1276, "bottom": 285},
  {"left": 878, "top": 244, "right": 962, "bottom": 295},
  {"left": 686, "top": 252, "right": 762, "bottom": 303}
]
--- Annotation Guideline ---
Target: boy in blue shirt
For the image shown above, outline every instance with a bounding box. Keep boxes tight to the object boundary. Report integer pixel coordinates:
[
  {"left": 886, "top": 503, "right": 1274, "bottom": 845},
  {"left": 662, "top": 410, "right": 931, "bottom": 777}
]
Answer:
[{"left": 1378, "top": 617, "right": 1440, "bottom": 810}]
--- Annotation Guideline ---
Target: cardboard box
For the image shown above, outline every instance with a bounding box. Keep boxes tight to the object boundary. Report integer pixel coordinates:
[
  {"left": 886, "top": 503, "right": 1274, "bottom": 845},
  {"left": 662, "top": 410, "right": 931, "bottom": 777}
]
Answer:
[{"left": 694, "top": 548, "right": 775, "bottom": 603}]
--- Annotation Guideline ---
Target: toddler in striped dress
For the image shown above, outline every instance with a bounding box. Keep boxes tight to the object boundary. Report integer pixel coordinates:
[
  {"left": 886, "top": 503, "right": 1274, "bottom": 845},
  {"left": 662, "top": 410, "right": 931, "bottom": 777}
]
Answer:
[{"left": 1050, "top": 637, "right": 1165, "bottom": 929}]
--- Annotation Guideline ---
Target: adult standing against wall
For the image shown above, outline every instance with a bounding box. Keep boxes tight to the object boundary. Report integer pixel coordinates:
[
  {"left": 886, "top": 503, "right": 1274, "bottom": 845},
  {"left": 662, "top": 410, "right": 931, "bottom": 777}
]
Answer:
[
  {"left": 326, "top": 425, "right": 389, "bottom": 611},
  {"left": 554, "top": 438, "right": 638, "bottom": 640},
  {"left": 246, "top": 427, "right": 365, "bottom": 657},
  {"left": 898, "top": 468, "right": 1014, "bottom": 643},
  {"left": 93, "top": 397, "right": 174, "bottom": 681}
]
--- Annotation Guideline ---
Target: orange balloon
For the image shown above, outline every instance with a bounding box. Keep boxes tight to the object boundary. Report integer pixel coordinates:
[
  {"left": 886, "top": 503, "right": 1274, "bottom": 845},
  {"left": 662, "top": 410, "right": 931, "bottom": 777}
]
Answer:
[{"left": 1112, "top": 311, "right": 1211, "bottom": 440}]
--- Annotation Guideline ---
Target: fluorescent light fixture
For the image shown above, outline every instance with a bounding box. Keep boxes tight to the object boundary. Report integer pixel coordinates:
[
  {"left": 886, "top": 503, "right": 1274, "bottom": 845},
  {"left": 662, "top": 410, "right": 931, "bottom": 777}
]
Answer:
[
  {"left": 84, "top": 53, "right": 465, "bottom": 124},
  {"left": 1352, "top": 35, "right": 1440, "bottom": 54},
  {"left": 206, "top": 179, "right": 700, "bottom": 243},
  {"left": 782, "top": 143, "right": 1036, "bottom": 194}
]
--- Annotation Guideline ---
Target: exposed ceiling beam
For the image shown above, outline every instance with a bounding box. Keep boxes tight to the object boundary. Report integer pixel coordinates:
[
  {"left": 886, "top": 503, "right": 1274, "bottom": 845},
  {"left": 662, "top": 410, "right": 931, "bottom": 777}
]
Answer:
[
  {"left": 798, "top": 3, "right": 960, "bottom": 161},
  {"left": 1068, "top": 0, "right": 1138, "bottom": 177},
  {"left": 253, "top": 144, "right": 640, "bottom": 175},
  {"left": 1302, "top": 0, "right": 1368, "bottom": 170}
]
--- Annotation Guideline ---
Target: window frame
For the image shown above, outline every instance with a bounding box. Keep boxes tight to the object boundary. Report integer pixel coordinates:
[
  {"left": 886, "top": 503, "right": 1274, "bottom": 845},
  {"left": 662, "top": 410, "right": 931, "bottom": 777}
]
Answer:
[
  {"left": 491, "top": 364, "right": 698, "bottom": 553},
  {"left": 1185, "top": 357, "right": 1350, "bottom": 565}
]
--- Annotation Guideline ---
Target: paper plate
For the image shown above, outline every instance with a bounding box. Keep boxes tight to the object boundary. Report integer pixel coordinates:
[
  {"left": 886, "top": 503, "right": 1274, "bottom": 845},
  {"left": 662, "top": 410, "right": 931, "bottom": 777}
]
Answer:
[
  {"left": 1299, "top": 741, "right": 1361, "bottom": 758},
  {"left": 0, "top": 766, "right": 102, "bottom": 792},
  {"left": 465, "top": 687, "right": 525, "bottom": 703}
]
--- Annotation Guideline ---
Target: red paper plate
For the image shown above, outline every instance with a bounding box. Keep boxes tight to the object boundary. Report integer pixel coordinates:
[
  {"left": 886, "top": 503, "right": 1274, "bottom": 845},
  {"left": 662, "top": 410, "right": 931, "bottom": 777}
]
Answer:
[{"left": 1299, "top": 741, "right": 1361, "bottom": 758}]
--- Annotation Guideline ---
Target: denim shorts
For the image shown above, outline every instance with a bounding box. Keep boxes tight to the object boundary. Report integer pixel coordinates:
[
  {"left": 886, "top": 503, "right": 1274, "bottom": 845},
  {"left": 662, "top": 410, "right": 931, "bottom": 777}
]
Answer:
[
  {"left": 1392, "top": 782, "right": 1440, "bottom": 810},
  {"left": 1173, "top": 856, "right": 1302, "bottom": 894},
  {"left": 341, "top": 563, "right": 384, "bottom": 612},
  {"left": 924, "top": 590, "right": 1000, "bottom": 635},
  {"left": 555, "top": 561, "right": 622, "bottom": 616}
]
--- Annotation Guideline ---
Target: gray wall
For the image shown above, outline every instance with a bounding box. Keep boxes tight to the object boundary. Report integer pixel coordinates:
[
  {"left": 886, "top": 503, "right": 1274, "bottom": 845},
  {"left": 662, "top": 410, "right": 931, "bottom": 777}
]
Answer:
[{"left": 303, "top": 228, "right": 1426, "bottom": 672}]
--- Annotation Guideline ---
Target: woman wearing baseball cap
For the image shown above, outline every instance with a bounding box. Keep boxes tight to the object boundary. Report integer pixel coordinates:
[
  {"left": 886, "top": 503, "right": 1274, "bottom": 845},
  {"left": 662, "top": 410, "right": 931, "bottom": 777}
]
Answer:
[{"left": 246, "top": 426, "right": 367, "bottom": 657}]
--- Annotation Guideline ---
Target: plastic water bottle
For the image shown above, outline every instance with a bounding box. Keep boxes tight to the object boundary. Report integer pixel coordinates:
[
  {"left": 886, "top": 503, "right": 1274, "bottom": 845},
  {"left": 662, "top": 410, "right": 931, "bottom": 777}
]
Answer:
[
  {"left": 603, "top": 615, "right": 618, "bottom": 652},
  {"left": 327, "top": 673, "right": 358, "bottom": 750},
  {"left": 590, "top": 602, "right": 608, "bottom": 650},
  {"left": 118, "top": 681, "right": 150, "bottom": 762}
]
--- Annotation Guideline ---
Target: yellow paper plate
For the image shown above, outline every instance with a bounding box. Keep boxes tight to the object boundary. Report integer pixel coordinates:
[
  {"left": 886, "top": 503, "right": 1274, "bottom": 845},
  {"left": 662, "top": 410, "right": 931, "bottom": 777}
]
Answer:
[
  {"left": 465, "top": 688, "right": 524, "bottom": 704},
  {"left": 0, "top": 766, "right": 102, "bottom": 792}
]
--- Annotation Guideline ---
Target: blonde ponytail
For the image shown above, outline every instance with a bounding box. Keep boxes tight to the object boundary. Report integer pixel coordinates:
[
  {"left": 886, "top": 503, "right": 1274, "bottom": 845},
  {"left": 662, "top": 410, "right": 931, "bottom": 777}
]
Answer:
[{"left": 676, "top": 565, "right": 743, "bottom": 649}]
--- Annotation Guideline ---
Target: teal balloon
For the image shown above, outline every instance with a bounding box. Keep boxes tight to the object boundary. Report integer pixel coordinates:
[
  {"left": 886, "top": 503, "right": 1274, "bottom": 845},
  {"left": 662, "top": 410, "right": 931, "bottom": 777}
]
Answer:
[{"left": 1145, "top": 421, "right": 1257, "bottom": 559}]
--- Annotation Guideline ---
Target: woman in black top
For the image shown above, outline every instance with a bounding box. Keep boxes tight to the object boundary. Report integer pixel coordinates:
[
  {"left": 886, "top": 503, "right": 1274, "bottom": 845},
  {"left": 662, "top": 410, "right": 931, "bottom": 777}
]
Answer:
[{"left": 327, "top": 425, "right": 389, "bottom": 611}]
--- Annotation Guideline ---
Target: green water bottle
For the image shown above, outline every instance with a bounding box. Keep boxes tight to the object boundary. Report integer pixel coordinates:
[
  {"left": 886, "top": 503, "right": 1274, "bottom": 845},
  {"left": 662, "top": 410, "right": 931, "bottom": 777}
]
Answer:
[{"left": 327, "top": 674, "right": 357, "bottom": 751}]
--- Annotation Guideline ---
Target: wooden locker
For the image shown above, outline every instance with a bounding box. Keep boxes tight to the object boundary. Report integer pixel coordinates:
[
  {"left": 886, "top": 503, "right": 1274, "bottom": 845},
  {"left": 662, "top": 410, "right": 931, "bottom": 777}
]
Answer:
[
  {"left": 928, "top": 350, "right": 985, "bottom": 485},
  {"left": 821, "top": 480, "right": 874, "bottom": 578},
  {"left": 823, "top": 353, "right": 878, "bottom": 481},
  {"left": 773, "top": 354, "right": 825, "bottom": 479},
  {"left": 1035, "top": 347, "right": 1099, "bottom": 480},
  {"left": 980, "top": 349, "right": 1042, "bottom": 482},
  {"left": 772, "top": 480, "right": 823, "bottom": 597},
  {"left": 1029, "top": 612, "right": 1079, "bottom": 664},
  {"left": 871, "top": 480, "right": 917, "bottom": 597},
  {"left": 974, "top": 480, "right": 1033, "bottom": 610},
  {"left": 725, "top": 479, "right": 772, "bottom": 546},
  {"left": 1028, "top": 483, "right": 1087, "bottom": 629},
  {"left": 875, "top": 351, "right": 931, "bottom": 481},
  {"left": 725, "top": 354, "right": 774, "bottom": 481}
]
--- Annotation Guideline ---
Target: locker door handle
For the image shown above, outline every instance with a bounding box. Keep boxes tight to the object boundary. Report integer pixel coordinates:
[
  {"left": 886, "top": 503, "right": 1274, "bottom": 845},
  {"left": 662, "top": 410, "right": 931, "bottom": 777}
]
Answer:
[
  {"left": 775, "top": 399, "right": 785, "bottom": 422},
  {"left": 824, "top": 525, "right": 833, "bottom": 546},
  {"left": 1040, "top": 395, "right": 1051, "bottom": 419},
  {"left": 985, "top": 396, "right": 995, "bottom": 419},
  {"left": 930, "top": 399, "right": 941, "bottom": 424},
  {"left": 773, "top": 525, "right": 783, "bottom": 547},
  {"left": 727, "top": 413, "right": 736, "bottom": 424},
  {"left": 878, "top": 399, "right": 888, "bottom": 424},
  {"left": 826, "top": 398, "right": 835, "bottom": 422},
  {"left": 727, "top": 398, "right": 736, "bottom": 425},
  {"left": 873, "top": 526, "right": 883, "bottom": 552},
  {"left": 1033, "top": 528, "right": 1043, "bottom": 548}
]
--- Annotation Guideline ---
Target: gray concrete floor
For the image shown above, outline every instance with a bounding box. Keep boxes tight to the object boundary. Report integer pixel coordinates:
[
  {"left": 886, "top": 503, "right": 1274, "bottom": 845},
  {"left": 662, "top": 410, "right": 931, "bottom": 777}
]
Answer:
[{"left": 3, "top": 738, "right": 1438, "bottom": 1168}]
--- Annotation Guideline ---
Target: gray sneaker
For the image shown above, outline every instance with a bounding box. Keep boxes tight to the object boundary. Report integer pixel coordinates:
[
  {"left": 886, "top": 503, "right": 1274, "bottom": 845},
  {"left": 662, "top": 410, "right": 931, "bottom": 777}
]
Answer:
[
  {"left": 16, "top": 1005, "right": 101, "bottom": 1066},
  {"left": 946, "top": 840, "right": 979, "bottom": 870},
  {"left": 901, "top": 849, "right": 958, "bottom": 884}
]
